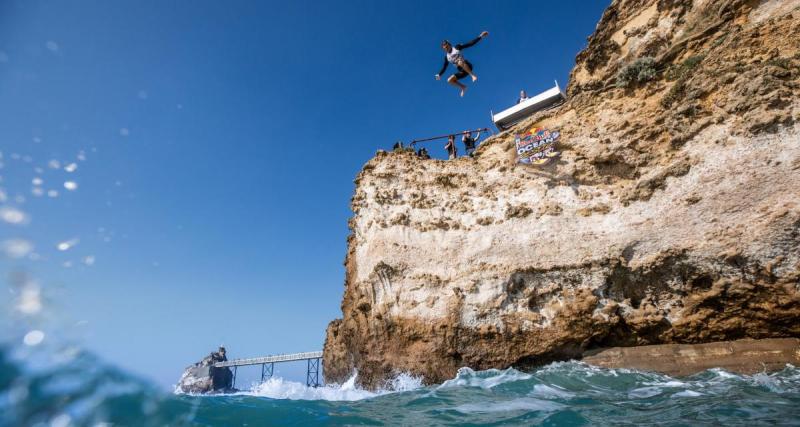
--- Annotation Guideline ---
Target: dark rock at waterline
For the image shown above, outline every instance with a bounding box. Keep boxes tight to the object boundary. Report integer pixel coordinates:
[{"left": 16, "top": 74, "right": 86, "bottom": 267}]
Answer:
[
  {"left": 176, "top": 347, "right": 236, "bottom": 394},
  {"left": 176, "top": 365, "right": 235, "bottom": 394}
]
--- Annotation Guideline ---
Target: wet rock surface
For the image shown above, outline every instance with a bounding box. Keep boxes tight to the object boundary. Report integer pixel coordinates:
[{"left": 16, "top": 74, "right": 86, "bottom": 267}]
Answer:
[
  {"left": 582, "top": 338, "right": 800, "bottom": 376},
  {"left": 325, "top": 0, "right": 800, "bottom": 389},
  {"left": 176, "top": 347, "right": 235, "bottom": 394}
]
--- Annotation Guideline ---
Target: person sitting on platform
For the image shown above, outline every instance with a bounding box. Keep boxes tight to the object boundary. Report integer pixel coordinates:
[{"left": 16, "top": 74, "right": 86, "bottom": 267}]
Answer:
[{"left": 517, "top": 90, "right": 528, "bottom": 104}]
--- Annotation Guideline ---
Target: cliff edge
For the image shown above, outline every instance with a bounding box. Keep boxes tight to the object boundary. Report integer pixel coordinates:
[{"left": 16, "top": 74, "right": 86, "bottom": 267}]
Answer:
[{"left": 325, "top": 0, "right": 800, "bottom": 388}]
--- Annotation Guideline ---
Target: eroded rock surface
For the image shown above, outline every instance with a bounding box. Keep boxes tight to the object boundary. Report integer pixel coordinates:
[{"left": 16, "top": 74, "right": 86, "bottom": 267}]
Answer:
[
  {"left": 325, "top": 0, "right": 800, "bottom": 388},
  {"left": 176, "top": 347, "right": 234, "bottom": 394},
  {"left": 582, "top": 338, "right": 800, "bottom": 376}
]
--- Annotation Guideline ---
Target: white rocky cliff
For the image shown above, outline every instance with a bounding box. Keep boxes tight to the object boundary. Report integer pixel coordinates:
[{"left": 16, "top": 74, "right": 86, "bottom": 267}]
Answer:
[{"left": 324, "top": 0, "right": 800, "bottom": 388}]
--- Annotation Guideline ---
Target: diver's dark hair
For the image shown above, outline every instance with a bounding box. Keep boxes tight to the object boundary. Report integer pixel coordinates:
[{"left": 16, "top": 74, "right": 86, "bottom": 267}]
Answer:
[{"left": 441, "top": 40, "right": 450, "bottom": 45}]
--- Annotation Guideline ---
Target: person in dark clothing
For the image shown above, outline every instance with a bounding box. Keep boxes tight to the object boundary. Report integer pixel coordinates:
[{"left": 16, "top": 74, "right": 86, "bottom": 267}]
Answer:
[
  {"left": 517, "top": 90, "right": 528, "bottom": 104},
  {"left": 435, "top": 31, "right": 489, "bottom": 97},
  {"left": 445, "top": 135, "right": 458, "bottom": 160},
  {"left": 417, "top": 147, "right": 431, "bottom": 159},
  {"left": 198, "top": 346, "right": 228, "bottom": 367},
  {"left": 211, "top": 346, "right": 227, "bottom": 363},
  {"left": 462, "top": 130, "right": 482, "bottom": 157}
]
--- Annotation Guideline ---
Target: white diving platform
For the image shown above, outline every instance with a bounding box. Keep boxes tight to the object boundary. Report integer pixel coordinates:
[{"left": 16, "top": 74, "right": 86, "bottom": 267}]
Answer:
[{"left": 491, "top": 81, "right": 567, "bottom": 131}]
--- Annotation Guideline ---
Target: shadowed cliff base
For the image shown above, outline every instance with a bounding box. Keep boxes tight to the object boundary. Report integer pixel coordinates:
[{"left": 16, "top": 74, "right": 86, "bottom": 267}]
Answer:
[{"left": 325, "top": 0, "right": 800, "bottom": 389}]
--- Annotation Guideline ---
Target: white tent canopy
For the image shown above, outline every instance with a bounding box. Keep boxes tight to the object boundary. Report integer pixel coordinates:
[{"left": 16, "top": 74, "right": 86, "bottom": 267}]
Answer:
[{"left": 491, "top": 81, "right": 567, "bottom": 131}]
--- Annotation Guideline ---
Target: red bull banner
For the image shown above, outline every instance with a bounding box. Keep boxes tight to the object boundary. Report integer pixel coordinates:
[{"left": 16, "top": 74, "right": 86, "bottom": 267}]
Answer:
[{"left": 515, "top": 127, "right": 560, "bottom": 165}]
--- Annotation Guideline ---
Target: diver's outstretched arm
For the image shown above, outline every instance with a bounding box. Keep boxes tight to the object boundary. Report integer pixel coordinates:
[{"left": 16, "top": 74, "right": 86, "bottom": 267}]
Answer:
[{"left": 458, "top": 31, "right": 489, "bottom": 50}]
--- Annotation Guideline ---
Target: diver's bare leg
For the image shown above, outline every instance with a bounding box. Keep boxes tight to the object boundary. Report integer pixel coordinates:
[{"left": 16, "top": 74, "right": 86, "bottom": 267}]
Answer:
[
  {"left": 459, "top": 61, "right": 478, "bottom": 82},
  {"left": 447, "top": 75, "right": 467, "bottom": 97}
]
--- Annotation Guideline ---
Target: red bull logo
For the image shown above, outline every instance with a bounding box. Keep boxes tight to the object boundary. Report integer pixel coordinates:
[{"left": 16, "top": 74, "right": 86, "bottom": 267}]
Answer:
[{"left": 515, "top": 127, "right": 561, "bottom": 165}]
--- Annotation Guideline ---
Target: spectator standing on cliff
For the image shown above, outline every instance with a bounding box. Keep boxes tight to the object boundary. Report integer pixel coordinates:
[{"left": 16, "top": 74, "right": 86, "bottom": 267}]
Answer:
[
  {"left": 417, "top": 147, "right": 431, "bottom": 159},
  {"left": 435, "top": 31, "right": 490, "bottom": 97},
  {"left": 462, "top": 130, "right": 481, "bottom": 157},
  {"left": 445, "top": 135, "right": 458, "bottom": 160}
]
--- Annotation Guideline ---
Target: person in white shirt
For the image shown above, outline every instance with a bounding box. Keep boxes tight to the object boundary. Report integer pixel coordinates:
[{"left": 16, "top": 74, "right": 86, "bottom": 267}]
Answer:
[{"left": 435, "top": 31, "right": 489, "bottom": 97}]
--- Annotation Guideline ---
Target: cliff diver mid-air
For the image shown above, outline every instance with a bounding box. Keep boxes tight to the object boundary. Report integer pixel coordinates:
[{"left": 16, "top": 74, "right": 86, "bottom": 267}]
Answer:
[{"left": 435, "top": 31, "right": 489, "bottom": 97}]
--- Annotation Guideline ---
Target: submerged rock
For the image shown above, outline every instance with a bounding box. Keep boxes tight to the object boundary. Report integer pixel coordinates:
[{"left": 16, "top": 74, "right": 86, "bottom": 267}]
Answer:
[
  {"left": 176, "top": 347, "right": 235, "bottom": 394},
  {"left": 324, "top": 0, "right": 800, "bottom": 389}
]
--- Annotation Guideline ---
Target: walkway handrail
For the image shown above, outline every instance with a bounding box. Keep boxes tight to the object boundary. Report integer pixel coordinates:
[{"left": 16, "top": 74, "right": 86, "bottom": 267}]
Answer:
[
  {"left": 214, "top": 351, "right": 323, "bottom": 368},
  {"left": 410, "top": 128, "right": 489, "bottom": 144}
]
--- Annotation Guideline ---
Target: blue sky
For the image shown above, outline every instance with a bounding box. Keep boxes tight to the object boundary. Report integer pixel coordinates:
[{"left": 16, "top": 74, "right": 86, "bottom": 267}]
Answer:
[{"left": 0, "top": 0, "right": 608, "bottom": 387}]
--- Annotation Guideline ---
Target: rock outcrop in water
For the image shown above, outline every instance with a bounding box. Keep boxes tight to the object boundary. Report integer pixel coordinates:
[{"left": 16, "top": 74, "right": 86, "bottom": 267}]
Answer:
[
  {"left": 582, "top": 337, "right": 800, "bottom": 376},
  {"left": 176, "top": 347, "right": 235, "bottom": 394},
  {"left": 324, "top": 0, "right": 800, "bottom": 388}
]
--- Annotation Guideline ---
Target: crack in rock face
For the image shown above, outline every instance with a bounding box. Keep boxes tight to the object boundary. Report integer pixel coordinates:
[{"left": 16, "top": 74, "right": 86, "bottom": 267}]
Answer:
[{"left": 324, "top": 0, "right": 800, "bottom": 389}]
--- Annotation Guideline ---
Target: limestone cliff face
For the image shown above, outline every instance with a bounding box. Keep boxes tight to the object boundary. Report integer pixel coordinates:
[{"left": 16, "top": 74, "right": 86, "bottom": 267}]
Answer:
[{"left": 324, "top": 0, "right": 800, "bottom": 388}]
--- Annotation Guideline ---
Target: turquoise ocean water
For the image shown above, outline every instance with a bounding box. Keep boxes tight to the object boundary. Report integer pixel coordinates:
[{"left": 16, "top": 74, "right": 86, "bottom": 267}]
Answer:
[{"left": 3, "top": 345, "right": 800, "bottom": 426}]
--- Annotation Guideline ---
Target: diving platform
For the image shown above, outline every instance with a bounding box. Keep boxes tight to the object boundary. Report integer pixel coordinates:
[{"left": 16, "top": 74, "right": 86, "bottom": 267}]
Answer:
[
  {"left": 216, "top": 351, "right": 323, "bottom": 388},
  {"left": 491, "top": 80, "right": 567, "bottom": 131}
]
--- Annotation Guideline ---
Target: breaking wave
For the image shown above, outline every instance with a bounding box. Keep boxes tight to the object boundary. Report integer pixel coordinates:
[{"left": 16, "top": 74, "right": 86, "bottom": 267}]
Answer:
[
  {"left": 244, "top": 371, "right": 423, "bottom": 401},
  {"left": 3, "top": 346, "right": 800, "bottom": 426}
]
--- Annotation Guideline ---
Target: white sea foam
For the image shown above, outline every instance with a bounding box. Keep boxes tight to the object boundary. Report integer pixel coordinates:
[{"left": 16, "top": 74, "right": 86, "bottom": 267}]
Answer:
[
  {"left": 454, "top": 397, "right": 564, "bottom": 414},
  {"left": 383, "top": 372, "right": 425, "bottom": 392},
  {"left": 629, "top": 386, "right": 668, "bottom": 399},
  {"left": 537, "top": 360, "right": 622, "bottom": 377},
  {"left": 706, "top": 368, "right": 739, "bottom": 379},
  {"left": 249, "top": 374, "right": 376, "bottom": 401},
  {"left": 531, "top": 384, "right": 574, "bottom": 399},
  {"left": 673, "top": 390, "right": 703, "bottom": 397},
  {"left": 752, "top": 372, "right": 788, "bottom": 393},
  {"left": 629, "top": 378, "right": 691, "bottom": 399},
  {"left": 246, "top": 371, "right": 422, "bottom": 401},
  {"left": 645, "top": 380, "right": 686, "bottom": 387},
  {"left": 438, "top": 367, "right": 531, "bottom": 389}
]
